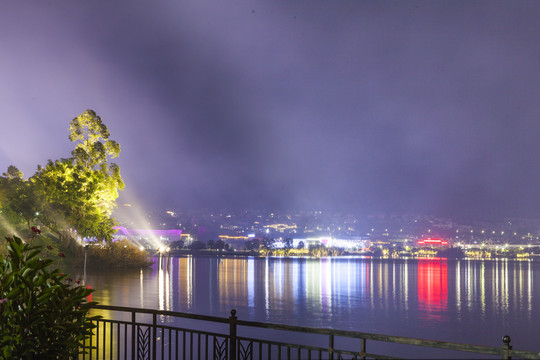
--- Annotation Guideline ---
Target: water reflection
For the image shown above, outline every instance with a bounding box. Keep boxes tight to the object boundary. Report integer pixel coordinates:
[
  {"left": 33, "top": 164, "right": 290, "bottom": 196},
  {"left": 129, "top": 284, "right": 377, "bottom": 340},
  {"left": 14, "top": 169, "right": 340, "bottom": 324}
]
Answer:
[
  {"left": 80, "top": 256, "right": 540, "bottom": 351},
  {"left": 417, "top": 259, "right": 448, "bottom": 320}
]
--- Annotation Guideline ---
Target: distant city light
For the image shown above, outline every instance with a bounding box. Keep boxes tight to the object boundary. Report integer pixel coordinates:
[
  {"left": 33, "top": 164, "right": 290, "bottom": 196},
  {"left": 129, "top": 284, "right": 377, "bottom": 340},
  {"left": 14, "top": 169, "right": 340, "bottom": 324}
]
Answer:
[{"left": 417, "top": 238, "right": 448, "bottom": 246}]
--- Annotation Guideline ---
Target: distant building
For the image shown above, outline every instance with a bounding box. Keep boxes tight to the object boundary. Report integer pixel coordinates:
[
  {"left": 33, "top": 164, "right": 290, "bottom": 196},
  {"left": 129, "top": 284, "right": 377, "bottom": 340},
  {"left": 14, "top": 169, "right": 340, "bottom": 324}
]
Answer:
[
  {"left": 417, "top": 238, "right": 450, "bottom": 247},
  {"left": 113, "top": 226, "right": 182, "bottom": 243}
]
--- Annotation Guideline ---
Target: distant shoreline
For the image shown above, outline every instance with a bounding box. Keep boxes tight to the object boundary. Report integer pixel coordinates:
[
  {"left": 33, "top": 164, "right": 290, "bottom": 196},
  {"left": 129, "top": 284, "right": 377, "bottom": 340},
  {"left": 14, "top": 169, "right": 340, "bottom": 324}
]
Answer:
[{"left": 157, "top": 249, "right": 535, "bottom": 261}]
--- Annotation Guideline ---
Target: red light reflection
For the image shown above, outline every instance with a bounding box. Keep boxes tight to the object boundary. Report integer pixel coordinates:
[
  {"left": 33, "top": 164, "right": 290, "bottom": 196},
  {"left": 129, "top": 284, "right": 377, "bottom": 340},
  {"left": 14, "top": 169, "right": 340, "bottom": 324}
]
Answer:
[
  {"left": 86, "top": 285, "right": 92, "bottom": 303},
  {"left": 418, "top": 259, "right": 448, "bottom": 319}
]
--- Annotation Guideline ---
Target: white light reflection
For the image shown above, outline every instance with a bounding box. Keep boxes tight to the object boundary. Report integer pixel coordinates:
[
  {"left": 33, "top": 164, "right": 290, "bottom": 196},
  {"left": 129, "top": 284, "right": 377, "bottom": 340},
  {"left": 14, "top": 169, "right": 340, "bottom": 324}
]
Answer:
[
  {"left": 392, "top": 262, "right": 396, "bottom": 304},
  {"left": 378, "top": 262, "right": 383, "bottom": 304},
  {"left": 247, "top": 258, "right": 255, "bottom": 310},
  {"left": 264, "top": 258, "right": 270, "bottom": 319},
  {"left": 456, "top": 261, "right": 461, "bottom": 319},
  {"left": 183, "top": 257, "right": 193, "bottom": 310},
  {"left": 158, "top": 259, "right": 164, "bottom": 311},
  {"left": 140, "top": 268, "right": 144, "bottom": 308},
  {"left": 528, "top": 261, "right": 533, "bottom": 316},
  {"left": 402, "top": 259, "right": 409, "bottom": 311},
  {"left": 165, "top": 258, "right": 171, "bottom": 311},
  {"left": 503, "top": 259, "right": 509, "bottom": 315},
  {"left": 467, "top": 260, "right": 473, "bottom": 312},
  {"left": 156, "top": 255, "right": 172, "bottom": 312},
  {"left": 480, "top": 261, "right": 485, "bottom": 317},
  {"left": 292, "top": 259, "right": 300, "bottom": 307},
  {"left": 369, "top": 259, "right": 374, "bottom": 307}
]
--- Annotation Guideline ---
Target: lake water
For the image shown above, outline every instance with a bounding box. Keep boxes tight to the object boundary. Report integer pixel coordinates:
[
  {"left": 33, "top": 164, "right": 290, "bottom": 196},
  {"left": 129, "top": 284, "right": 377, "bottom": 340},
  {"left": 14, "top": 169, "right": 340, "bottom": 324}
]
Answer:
[{"left": 71, "top": 256, "right": 540, "bottom": 357}]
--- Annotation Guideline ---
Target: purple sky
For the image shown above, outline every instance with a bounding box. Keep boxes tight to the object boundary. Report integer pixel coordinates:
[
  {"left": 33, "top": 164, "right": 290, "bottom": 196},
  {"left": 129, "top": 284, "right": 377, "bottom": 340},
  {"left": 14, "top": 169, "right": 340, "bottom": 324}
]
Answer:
[{"left": 2, "top": 1, "right": 540, "bottom": 220}]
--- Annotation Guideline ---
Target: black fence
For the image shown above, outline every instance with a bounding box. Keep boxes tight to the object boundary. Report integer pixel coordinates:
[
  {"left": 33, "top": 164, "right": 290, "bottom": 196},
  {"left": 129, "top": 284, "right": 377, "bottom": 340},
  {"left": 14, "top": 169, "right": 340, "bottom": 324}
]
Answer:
[{"left": 80, "top": 305, "right": 540, "bottom": 359}]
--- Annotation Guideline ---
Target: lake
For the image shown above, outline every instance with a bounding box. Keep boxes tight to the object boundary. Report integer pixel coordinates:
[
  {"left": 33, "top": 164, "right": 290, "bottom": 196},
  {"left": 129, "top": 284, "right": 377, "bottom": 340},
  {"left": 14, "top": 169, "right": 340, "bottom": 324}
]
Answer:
[{"left": 70, "top": 256, "right": 540, "bottom": 357}]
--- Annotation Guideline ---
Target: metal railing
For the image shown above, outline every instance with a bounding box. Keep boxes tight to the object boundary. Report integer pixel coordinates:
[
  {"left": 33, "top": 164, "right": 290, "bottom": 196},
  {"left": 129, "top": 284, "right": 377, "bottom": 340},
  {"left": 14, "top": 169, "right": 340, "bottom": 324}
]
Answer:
[{"left": 80, "top": 305, "right": 540, "bottom": 359}]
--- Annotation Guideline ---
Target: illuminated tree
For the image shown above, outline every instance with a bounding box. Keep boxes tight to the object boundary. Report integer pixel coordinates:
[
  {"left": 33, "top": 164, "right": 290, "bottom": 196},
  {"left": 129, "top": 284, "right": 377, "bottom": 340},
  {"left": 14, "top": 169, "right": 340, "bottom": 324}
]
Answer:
[
  {"left": 0, "top": 166, "right": 39, "bottom": 237},
  {"left": 2, "top": 165, "right": 23, "bottom": 180},
  {"left": 34, "top": 110, "right": 124, "bottom": 247},
  {"left": 69, "top": 110, "right": 120, "bottom": 170}
]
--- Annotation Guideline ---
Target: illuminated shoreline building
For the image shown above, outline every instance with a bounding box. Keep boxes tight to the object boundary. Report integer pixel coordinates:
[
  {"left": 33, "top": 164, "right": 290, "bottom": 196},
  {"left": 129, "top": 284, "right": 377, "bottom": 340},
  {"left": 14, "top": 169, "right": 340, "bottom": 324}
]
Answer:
[{"left": 113, "top": 226, "right": 182, "bottom": 248}]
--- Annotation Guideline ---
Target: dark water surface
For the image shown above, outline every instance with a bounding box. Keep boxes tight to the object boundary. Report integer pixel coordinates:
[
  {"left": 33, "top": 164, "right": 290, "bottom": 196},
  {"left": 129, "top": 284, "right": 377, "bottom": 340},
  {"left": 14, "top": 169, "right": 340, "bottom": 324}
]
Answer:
[{"left": 71, "top": 256, "right": 540, "bottom": 357}]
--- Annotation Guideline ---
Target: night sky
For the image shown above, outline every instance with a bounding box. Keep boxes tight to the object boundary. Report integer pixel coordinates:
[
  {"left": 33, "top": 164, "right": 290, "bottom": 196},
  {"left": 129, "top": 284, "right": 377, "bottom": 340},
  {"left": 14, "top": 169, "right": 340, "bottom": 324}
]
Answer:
[{"left": 2, "top": 1, "right": 540, "bottom": 220}]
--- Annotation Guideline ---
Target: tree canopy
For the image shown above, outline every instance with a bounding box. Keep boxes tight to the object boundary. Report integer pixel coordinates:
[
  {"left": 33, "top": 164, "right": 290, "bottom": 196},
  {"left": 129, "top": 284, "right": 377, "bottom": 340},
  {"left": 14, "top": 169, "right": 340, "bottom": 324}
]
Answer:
[{"left": 0, "top": 110, "right": 124, "bottom": 247}]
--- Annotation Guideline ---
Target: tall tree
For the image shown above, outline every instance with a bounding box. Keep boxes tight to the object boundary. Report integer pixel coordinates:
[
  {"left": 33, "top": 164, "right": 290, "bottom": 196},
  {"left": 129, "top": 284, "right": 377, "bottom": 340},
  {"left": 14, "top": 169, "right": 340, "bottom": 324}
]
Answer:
[
  {"left": 2, "top": 165, "right": 23, "bottom": 180},
  {"left": 34, "top": 110, "right": 124, "bottom": 246}
]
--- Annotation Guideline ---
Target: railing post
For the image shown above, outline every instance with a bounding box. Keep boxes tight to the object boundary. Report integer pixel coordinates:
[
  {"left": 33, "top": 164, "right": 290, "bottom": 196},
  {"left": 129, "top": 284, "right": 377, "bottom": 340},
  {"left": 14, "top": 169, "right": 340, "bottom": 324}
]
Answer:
[
  {"left": 360, "top": 338, "right": 366, "bottom": 360},
  {"left": 131, "top": 311, "right": 136, "bottom": 360},
  {"left": 229, "top": 309, "right": 237, "bottom": 360},
  {"left": 329, "top": 334, "right": 334, "bottom": 360},
  {"left": 501, "top": 335, "right": 512, "bottom": 360},
  {"left": 152, "top": 313, "right": 157, "bottom": 360}
]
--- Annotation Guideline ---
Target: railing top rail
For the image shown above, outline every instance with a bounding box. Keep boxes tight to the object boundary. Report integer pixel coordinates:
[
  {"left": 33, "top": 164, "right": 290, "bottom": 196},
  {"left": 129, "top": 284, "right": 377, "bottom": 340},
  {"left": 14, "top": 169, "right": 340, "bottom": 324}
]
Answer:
[
  {"left": 235, "top": 319, "right": 504, "bottom": 355},
  {"left": 92, "top": 304, "right": 229, "bottom": 324},
  {"left": 91, "top": 304, "right": 540, "bottom": 358}
]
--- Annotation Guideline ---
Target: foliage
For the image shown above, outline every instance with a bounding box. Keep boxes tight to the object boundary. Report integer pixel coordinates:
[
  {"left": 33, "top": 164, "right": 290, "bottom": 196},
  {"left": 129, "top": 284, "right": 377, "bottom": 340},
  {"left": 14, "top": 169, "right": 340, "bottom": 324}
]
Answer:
[
  {"left": 437, "top": 246, "right": 465, "bottom": 259},
  {"left": 245, "top": 238, "right": 262, "bottom": 251},
  {"left": 262, "top": 237, "right": 275, "bottom": 249},
  {"left": 284, "top": 238, "right": 293, "bottom": 248},
  {"left": 69, "top": 110, "right": 120, "bottom": 170},
  {"left": 0, "top": 235, "right": 98, "bottom": 359},
  {"left": 412, "top": 247, "right": 438, "bottom": 257},
  {"left": 170, "top": 240, "right": 185, "bottom": 250},
  {"left": 308, "top": 245, "right": 344, "bottom": 257},
  {"left": 188, "top": 240, "right": 207, "bottom": 250},
  {"left": 264, "top": 248, "right": 310, "bottom": 257},
  {"left": 33, "top": 110, "right": 124, "bottom": 243},
  {"left": 34, "top": 158, "right": 118, "bottom": 243},
  {"left": 0, "top": 110, "right": 124, "bottom": 250},
  {"left": 207, "top": 239, "right": 229, "bottom": 251},
  {"left": 464, "top": 249, "right": 492, "bottom": 258},
  {"left": 0, "top": 165, "right": 40, "bottom": 244},
  {"left": 2, "top": 165, "right": 23, "bottom": 180},
  {"left": 367, "top": 247, "right": 383, "bottom": 257},
  {"left": 258, "top": 245, "right": 343, "bottom": 257},
  {"left": 86, "top": 239, "right": 152, "bottom": 268}
]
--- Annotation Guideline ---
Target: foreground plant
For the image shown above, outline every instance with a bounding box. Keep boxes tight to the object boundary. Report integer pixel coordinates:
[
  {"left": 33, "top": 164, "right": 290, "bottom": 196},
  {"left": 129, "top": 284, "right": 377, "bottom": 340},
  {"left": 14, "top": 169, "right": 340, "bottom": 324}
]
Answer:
[{"left": 0, "top": 235, "right": 99, "bottom": 359}]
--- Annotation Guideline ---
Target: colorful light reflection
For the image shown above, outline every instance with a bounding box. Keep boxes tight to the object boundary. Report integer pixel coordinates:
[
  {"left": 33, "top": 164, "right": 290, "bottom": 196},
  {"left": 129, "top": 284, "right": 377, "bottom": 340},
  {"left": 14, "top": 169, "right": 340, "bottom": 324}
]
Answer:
[{"left": 418, "top": 258, "right": 448, "bottom": 319}]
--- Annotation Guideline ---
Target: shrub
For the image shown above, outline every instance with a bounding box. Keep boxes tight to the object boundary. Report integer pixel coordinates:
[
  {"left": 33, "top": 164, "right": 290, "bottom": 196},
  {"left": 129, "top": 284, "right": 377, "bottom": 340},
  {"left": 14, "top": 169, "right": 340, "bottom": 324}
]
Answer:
[
  {"left": 0, "top": 235, "right": 99, "bottom": 359},
  {"left": 86, "top": 239, "right": 153, "bottom": 268}
]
